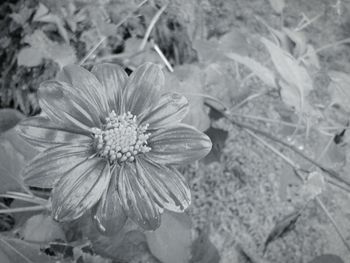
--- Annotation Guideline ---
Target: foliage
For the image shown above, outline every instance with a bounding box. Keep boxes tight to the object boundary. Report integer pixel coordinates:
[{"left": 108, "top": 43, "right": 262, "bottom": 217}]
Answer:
[{"left": 1, "top": 0, "right": 350, "bottom": 262}]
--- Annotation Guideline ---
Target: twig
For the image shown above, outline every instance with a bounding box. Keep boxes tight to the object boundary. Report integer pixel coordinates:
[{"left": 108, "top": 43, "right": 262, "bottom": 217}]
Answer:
[
  {"left": 315, "top": 196, "right": 350, "bottom": 253},
  {"left": 79, "top": 0, "right": 150, "bottom": 65},
  {"left": 222, "top": 111, "right": 350, "bottom": 188},
  {"left": 153, "top": 43, "right": 174, "bottom": 72},
  {"left": 139, "top": 4, "right": 168, "bottom": 51},
  {"left": 230, "top": 112, "right": 305, "bottom": 129},
  {"left": 247, "top": 130, "right": 350, "bottom": 253}
]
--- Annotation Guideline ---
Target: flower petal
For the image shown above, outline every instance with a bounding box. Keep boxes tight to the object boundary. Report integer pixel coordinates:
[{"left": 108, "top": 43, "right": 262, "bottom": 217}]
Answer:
[
  {"left": 124, "top": 63, "right": 165, "bottom": 116},
  {"left": 147, "top": 124, "right": 212, "bottom": 165},
  {"left": 92, "top": 170, "right": 127, "bottom": 235},
  {"left": 91, "top": 63, "right": 128, "bottom": 114},
  {"left": 138, "top": 93, "right": 189, "bottom": 130},
  {"left": 57, "top": 64, "right": 109, "bottom": 115},
  {"left": 52, "top": 158, "right": 110, "bottom": 221},
  {"left": 39, "top": 80, "right": 101, "bottom": 132},
  {"left": 118, "top": 162, "right": 161, "bottom": 230},
  {"left": 24, "top": 144, "right": 92, "bottom": 188},
  {"left": 17, "top": 117, "right": 91, "bottom": 150},
  {"left": 135, "top": 157, "right": 191, "bottom": 212}
]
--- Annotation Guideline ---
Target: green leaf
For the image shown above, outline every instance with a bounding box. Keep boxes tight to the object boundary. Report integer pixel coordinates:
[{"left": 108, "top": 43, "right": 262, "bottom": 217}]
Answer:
[
  {"left": 21, "top": 30, "right": 76, "bottom": 68},
  {"left": 0, "top": 109, "right": 25, "bottom": 134},
  {"left": 268, "top": 0, "right": 285, "bottom": 13},
  {"left": 20, "top": 214, "right": 66, "bottom": 243},
  {"left": 164, "top": 65, "right": 210, "bottom": 131},
  {"left": 146, "top": 211, "right": 192, "bottom": 263},
  {"left": 17, "top": 47, "right": 44, "bottom": 67},
  {"left": 190, "top": 227, "right": 220, "bottom": 263},
  {"left": 329, "top": 70, "right": 350, "bottom": 113},
  {"left": 261, "top": 37, "right": 313, "bottom": 112},
  {"left": 226, "top": 53, "right": 277, "bottom": 88},
  {"left": 0, "top": 236, "right": 52, "bottom": 263},
  {"left": 264, "top": 209, "right": 302, "bottom": 253},
  {"left": 0, "top": 130, "right": 38, "bottom": 193}
]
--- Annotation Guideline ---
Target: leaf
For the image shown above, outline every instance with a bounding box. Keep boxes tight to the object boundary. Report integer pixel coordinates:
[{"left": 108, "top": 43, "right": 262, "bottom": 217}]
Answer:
[
  {"left": 0, "top": 109, "right": 25, "bottom": 134},
  {"left": 21, "top": 30, "right": 76, "bottom": 68},
  {"left": 164, "top": 65, "right": 210, "bottom": 131},
  {"left": 268, "top": 0, "right": 285, "bottom": 13},
  {"left": 190, "top": 227, "right": 220, "bottom": 263},
  {"left": 17, "top": 47, "right": 44, "bottom": 67},
  {"left": 0, "top": 237, "right": 52, "bottom": 263},
  {"left": 308, "top": 254, "right": 344, "bottom": 263},
  {"left": 302, "top": 171, "right": 326, "bottom": 200},
  {"left": 226, "top": 53, "right": 277, "bottom": 88},
  {"left": 81, "top": 217, "right": 152, "bottom": 262},
  {"left": 261, "top": 37, "right": 313, "bottom": 93},
  {"left": 20, "top": 214, "right": 66, "bottom": 243},
  {"left": 261, "top": 37, "right": 313, "bottom": 111},
  {"left": 0, "top": 130, "right": 38, "bottom": 193},
  {"left": 193, "top": 29, "right": 250, "bottom": 63},
  {"left": 282, "top": 28, "right": 307, "bottom": 57},
  {"left": 264, "top": 210, "right": 302, "bottom": 253},
  {"left": 146, "top": 211, "right": 192, "bottom": 263},
  {"left": 33, "top": 3, "right": 69, "bottom": 43},
  {"left": 329, "top": 70, "right": 350, "bottom": 113},
  {"left": 203, "top": 127, "right": 228, "bottom": 164}
]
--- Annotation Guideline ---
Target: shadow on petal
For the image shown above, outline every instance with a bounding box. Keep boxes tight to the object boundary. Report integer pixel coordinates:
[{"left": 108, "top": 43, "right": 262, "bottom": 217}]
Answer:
[
  {"left": 92, "top": 168, "right": 127, "bottom": 236},
  {"left": 17, "top": 117, "right": 91, "bottom": 150},
  {"left": 24, "top": 144, "right": 92, "bottom": 188},
  {"left": 91, "top": 63, "right": 128, "bottom": 114},
  {"left": 118, "top": 162, "right": 161, "bottom": 230},
  {"left": 135, "top": 156, "right": 191, "bottom": 212},
  {"left": 52, "top": 158, "right": 110, "bottom": 222}
]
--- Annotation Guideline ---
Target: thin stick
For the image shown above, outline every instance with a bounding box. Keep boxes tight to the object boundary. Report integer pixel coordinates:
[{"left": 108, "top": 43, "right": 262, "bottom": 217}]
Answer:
[
  {"left": 153, "top": 43, "right": 174, "bottom": 72},
  {"left": 139, "top": 4, "right": 168, "bottom": 51},
  {"left": 230, "top": 112, "right": 305, "bottom": 129},
  {"left": 315, "top": 196, "right": 350, "bottom": 253},
  {"left": 231, "top": 91, "right": 267, "bottom": 111},
  {"left": 79, "top": 0, "right": 149, "bottom": 65},
  {"left": 222, "top": 111, "right": 350, "bottom": 188},
  {"left": 0, "top": 205, "right": 48, "bottom": 214}
]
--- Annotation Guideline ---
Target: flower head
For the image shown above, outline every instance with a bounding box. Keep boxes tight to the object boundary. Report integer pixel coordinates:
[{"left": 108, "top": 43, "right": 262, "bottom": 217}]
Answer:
[{"left": 18, "top": 63, "right": 212, "bottom": 232}]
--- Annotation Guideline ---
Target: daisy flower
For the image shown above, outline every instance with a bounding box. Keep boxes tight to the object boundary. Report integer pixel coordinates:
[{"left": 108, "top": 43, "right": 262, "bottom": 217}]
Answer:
[{"left": 18, "top": 63, "right": 212, "bottom": 233}]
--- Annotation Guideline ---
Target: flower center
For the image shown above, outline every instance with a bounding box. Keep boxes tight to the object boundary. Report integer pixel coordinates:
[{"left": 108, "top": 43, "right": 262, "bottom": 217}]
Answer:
[{"left": 91, "top": 111, "right": 151, "bottom": 164}]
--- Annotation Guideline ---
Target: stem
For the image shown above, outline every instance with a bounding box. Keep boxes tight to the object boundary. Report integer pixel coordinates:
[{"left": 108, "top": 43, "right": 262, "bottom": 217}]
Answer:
[
  {"left": 153, "top": 43, "right": 174, "bottom": 72},
  {"left": 301, "top": 37, "right": 350, "bottom": 60},
  {"left": 315, "top": 196, "right": 350, "bottom": 253},
  {"left": 0, "top": 205, "right": 48, "bottom": 214},
  {"left": 230, "top": 112, "right": 305, "bottom": 129},
  {"left": 79, "top": 0, "right": 150, "bottom": 65},
  {"left": 222, "top": 111, "right": 350, "bottom": 188},
  {"left": 139, "top": 4, "right": 168, "bottom": 51}
]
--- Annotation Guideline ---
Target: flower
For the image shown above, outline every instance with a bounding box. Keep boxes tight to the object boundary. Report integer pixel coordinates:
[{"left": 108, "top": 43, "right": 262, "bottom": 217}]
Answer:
[{"left": 18, "top": 63, "right": 212, "bottom": 233}]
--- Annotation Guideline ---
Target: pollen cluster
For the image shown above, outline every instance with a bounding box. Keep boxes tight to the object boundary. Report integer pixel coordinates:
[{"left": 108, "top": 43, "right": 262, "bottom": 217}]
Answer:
[{"left": 91, "top": 111, "right": 151, "bottom": 163}]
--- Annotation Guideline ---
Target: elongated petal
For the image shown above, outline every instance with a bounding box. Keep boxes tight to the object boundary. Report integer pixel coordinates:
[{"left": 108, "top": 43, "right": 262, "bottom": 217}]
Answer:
[
  {"left": 57, "top": 65, "right": 110, "bottom": 116},
  {"left": 147, "top": 124, "right": 212, "bottom": 165},
  {"left": 23, "top": 144, "right": 92, "bottom": 188},
  {"left": 138, "top": 93, "right": 189, "bottom": 130},
  {"left": 92, "top": 170, "right": 127, "bottom": 235},
  {"left": 124, "top": 63, "right": 165, "bottom": 116},
  {"left": 91, "top": 63, "right": 128, "bottom": 114},
  {"left": 39, "top": 80, "right": 101, "bottom": 132},
  {"left": 118, "top": 163, "right": 161, "bottom": 230},
  {"left": 52, "top": 158, "right": 110, "bottom": 221},
  {"left": 136, "top": 157, "right": 191, "bottom": 212},
  {"left": 17, "top": 117, "right": 91, "bottom": 150}
]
